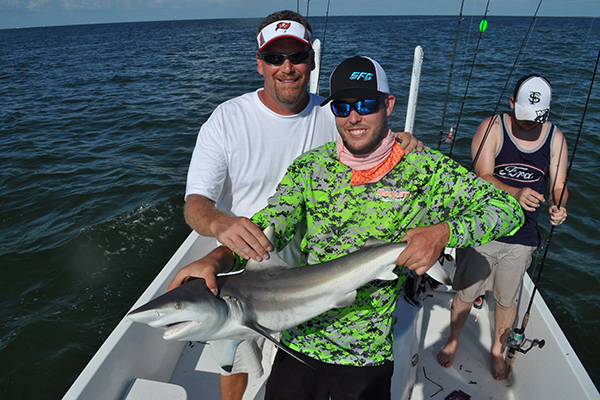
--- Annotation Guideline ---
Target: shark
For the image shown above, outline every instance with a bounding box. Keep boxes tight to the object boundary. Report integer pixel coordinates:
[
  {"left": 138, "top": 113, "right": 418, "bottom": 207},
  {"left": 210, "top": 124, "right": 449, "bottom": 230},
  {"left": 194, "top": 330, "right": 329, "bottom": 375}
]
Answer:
[{"left": 128, "top": 225, "right": 445, "bottom": 371}]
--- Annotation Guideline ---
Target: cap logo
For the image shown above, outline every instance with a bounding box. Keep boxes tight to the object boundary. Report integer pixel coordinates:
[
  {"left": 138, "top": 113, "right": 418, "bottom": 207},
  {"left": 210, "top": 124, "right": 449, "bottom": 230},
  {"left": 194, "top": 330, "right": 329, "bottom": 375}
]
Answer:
[
  {"left": 276, "top": 22, "right": 291, "bottom": 31},
  {"left": 350, "top": 71, "right": 374, "bottom": 81},
  {"left": 528, "top": 91, "right": 542, "bottom": 105}
]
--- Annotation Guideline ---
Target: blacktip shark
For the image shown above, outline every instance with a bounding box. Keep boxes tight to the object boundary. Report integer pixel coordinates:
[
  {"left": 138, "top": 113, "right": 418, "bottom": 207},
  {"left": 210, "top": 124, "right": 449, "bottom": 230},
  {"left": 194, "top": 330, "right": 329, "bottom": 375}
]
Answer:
[{"left": 128, "top": 224, "right": 449, "bottom": 371}]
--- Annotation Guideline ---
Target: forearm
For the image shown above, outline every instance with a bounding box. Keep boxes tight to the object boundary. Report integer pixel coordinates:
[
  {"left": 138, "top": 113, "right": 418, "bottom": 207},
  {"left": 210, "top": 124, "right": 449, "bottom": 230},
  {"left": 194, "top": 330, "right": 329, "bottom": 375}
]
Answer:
[
  {"left": 184, "top": 194, "right": 228, "bottom": 237},
  {"left": 205, "top": 245, "right": 235, "bottom": 274},
  {"left": 550, "top": 186, "right": 568, "bottom": 208},
  {"left": 446, "top": 177, "right": 524, "bottom": 248},
  {"left": 480, "top": 173, "right": 520, "bottom": 198},
  {"left": 167, "top": 245, "right": 235, "bottom": 291}
]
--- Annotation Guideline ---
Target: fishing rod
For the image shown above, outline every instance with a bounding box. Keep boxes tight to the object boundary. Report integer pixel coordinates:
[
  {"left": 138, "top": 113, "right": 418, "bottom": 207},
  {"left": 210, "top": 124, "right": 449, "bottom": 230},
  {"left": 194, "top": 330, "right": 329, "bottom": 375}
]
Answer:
[
  {"left": 470, "top": 0, "right": 544, "bottom": 172},
  {"left": 315, "top": 0, "right": 332, "bottom": 94},
  {"left": 506, "top": 47, "right": 600, "bottom": 378},
  {"left": 447, "top": 0, "right": 490, "bottom": 159},
  {"left": 437, "top": 0, "right": 466, "bottom": 150}
]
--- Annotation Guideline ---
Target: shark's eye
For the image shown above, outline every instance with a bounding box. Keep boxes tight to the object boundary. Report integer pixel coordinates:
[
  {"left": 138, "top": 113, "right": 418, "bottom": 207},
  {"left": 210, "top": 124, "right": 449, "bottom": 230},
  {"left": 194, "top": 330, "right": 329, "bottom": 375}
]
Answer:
[{"left": 174, "top": 301, "right": 182, "bottom": 309}]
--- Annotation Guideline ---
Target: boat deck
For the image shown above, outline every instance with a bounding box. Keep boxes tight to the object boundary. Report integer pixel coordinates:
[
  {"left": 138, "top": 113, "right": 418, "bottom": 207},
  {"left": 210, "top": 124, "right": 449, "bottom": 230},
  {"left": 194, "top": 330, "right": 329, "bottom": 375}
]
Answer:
[
  {"left": 160, "top": 280, "right": 516, "bottom": 400},
  {"left": 160, "top": 275, "right": 596, "bottom": 400},
  {"left": 408, "top": 285, "right": 514, "bottom": 400},
  {"left": 66, "top": 233, "right": 598, "bottom": 400}
]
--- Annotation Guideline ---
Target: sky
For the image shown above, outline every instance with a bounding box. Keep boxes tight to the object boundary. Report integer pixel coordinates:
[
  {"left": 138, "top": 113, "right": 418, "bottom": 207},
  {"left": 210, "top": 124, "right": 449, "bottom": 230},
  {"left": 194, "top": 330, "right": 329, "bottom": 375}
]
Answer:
[{"left": 0, "top": 0, "right": 598, "bottom": 30}]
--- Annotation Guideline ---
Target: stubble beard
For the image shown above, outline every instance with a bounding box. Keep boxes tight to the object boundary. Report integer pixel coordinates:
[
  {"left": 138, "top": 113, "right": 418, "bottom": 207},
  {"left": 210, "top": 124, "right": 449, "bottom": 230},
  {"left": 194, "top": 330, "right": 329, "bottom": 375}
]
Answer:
[
  {"left": 343, "top": 117, "right": 389, "bottom": 155},
  {"left": 274, "top": 74, "right": 307, "bottom": 106},
  {"left": 275, "top": 85, "right": 306, "bottom": 106}
]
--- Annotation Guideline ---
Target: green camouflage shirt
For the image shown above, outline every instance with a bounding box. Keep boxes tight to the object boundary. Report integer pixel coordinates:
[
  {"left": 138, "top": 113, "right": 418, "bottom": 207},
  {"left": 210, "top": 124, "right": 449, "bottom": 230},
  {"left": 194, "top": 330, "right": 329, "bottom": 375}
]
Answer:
[{"left": 234, "top": 143, "right": 523, "bottom": 367}]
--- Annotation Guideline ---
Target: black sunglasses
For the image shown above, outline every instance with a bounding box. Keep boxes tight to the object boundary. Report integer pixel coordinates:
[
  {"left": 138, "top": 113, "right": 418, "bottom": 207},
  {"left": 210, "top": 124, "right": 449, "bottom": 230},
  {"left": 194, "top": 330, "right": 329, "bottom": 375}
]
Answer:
[
  {"left": 330, "top": 97, "right": 387, "bottom": 118},
  {"left": 258, "top": 49, "right": 313, "bottom": 66}
]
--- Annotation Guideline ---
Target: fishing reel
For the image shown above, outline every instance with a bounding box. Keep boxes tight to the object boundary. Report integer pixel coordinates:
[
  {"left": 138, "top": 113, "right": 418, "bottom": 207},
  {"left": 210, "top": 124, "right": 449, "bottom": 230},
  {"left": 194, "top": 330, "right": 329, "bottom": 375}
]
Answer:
[
  {"left": 403, "top": 252, "right": 451, "bottom": 307},
  {"left": 403, "top": 271, "right": 428, "bottom": 307},
  {"left": 506, "top": 327, "right": 546, "bottom": 361}
]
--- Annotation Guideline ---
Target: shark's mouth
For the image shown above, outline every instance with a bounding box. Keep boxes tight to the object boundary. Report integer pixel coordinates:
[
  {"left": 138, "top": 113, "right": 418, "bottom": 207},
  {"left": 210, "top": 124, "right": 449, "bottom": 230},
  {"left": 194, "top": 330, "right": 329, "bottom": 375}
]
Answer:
[{"left": 163, "top": 321, "right": 199, "bottom": 339}]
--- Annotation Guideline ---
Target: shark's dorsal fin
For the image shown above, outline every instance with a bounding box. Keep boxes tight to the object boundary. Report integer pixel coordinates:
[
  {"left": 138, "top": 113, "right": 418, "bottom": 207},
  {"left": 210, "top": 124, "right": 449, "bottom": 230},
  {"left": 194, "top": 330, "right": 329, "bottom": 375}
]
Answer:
[
  {"left": 209, "top": 339, "right": 243, "bottom": 372},
  {"left": 245, "top": 224, "right": 295, "bottom": 271},
  {"left": 245, "top": 321, "right": 313, "bottom": 369}
]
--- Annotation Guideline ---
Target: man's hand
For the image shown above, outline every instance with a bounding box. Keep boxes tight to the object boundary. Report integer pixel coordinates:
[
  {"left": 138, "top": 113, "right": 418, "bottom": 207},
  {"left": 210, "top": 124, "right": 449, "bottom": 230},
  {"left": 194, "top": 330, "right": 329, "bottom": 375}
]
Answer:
[
  {"left": 396, "top": 223, "right": 450, "bottom": 276},
  {"left": 211, "top": 216, "right": 272, "bottom": 262},
  {"left": 393, "top": 131, "right": 426, "bottom": 155},
  {"left": 167, "top": 246, "right": 234, "bottom": 293},
  {"left": 513, "top": 187, "right": 544, "bottom": 212},
  {"left": 549, "top": 205, "right": 567, "bottom": 226},
  {"left": 184, "top": 196, "right": 272, "bottom": 261}
]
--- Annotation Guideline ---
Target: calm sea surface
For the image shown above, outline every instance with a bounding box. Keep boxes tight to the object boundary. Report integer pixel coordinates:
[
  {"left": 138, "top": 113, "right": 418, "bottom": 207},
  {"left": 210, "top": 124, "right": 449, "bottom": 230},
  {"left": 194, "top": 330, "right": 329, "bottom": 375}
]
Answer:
[{"left": 1, "top": 15, "right": 599, "bottom": 398}]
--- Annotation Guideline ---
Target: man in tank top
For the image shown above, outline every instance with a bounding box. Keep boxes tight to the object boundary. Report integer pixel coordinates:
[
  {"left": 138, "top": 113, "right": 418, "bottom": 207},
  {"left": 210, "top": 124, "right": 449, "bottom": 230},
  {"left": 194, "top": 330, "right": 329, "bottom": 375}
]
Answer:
[
  {"left": 437, "top": 75, "right": 569, "bottom": 380},
  {"left": 181, "top": 10, "right": 420, "bottom": 400}
]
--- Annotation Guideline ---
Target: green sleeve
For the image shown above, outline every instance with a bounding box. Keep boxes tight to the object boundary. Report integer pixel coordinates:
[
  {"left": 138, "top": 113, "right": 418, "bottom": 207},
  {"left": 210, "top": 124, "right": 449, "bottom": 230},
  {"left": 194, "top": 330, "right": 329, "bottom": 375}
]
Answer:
[{"left": 430, "top": 153, "right": 524, "bottom": 248}]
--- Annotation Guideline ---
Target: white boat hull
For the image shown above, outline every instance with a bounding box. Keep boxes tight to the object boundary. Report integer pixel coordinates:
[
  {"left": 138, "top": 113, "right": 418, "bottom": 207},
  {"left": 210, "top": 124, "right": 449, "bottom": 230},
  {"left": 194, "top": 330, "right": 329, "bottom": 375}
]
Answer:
[{"left": 63, "top": 231, "right": 599, "bottom": 400}]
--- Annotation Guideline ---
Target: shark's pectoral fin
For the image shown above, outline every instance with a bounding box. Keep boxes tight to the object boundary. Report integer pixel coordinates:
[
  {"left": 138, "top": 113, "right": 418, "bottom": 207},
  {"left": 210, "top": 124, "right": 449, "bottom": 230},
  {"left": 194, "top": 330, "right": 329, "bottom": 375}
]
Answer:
[
  {"left": 245, "top": 322, "right": 314, "bottom": 370},
  {"left": 209, "top": 339, "right": 243, "bottom": 372},
  {"left": 377, "top": 265, "right": 398, "bottom": 281},
  {"left": 334, "top": 291, "right": 357, "bottom": 308}
]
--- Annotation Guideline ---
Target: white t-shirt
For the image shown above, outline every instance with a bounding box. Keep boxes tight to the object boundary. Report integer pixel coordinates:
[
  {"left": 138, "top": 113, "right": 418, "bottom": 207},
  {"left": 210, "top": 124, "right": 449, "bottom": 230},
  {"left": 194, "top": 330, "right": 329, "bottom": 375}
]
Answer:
[{"left": 186, "top": 89, "right": 337, "bottom": 218}]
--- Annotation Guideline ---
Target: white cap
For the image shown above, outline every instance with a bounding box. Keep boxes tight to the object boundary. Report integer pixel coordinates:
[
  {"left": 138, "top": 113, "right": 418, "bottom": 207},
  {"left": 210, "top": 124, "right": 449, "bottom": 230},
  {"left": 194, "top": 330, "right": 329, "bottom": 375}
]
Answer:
[
  {"left": 513, "top": 76, "right": 552, "bottom": 123},
  {"left": 257, "top": 20, "right": 312, "bottom": 52}
]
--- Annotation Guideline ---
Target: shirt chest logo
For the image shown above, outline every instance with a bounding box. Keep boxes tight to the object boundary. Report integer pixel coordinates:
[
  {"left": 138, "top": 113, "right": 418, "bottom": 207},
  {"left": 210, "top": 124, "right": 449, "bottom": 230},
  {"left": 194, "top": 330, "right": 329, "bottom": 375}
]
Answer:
[
  {"left": 376, "top": 188, "right": 410, "bottom": 201},
  {"left": 494, "top": 163, "right": 544, "bottom": 183}
]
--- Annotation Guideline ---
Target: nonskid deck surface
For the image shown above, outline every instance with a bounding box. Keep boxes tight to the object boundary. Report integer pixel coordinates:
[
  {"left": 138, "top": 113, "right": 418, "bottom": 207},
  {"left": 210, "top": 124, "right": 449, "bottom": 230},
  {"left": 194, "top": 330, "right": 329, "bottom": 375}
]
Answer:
[{"left": 409, "top": 288, "right": 516, "bottom": 400}]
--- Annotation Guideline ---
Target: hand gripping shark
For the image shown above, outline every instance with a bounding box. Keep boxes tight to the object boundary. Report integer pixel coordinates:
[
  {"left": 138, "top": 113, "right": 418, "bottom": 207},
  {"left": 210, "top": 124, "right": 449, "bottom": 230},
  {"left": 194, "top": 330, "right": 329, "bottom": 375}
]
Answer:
[{"left": 128, "top": 225, "right": 419, "bottom": 371}]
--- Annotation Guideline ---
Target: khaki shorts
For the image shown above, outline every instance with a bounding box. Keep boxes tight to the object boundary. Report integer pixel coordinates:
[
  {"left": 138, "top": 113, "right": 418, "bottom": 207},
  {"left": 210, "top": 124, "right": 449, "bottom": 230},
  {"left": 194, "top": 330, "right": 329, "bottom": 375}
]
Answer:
[
  {"left": 453, "top": 241, "right": 536, "bottom": 307},
  {"left": 218, "top": 336, "right": 277, "bottom": 378}
]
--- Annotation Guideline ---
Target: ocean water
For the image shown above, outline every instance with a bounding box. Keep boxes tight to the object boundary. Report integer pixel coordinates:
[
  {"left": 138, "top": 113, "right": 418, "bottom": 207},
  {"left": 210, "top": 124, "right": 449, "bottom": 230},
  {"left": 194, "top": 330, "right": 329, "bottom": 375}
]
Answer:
[{"left": 1, "top": 15, "right": 599, "bottom": 399}]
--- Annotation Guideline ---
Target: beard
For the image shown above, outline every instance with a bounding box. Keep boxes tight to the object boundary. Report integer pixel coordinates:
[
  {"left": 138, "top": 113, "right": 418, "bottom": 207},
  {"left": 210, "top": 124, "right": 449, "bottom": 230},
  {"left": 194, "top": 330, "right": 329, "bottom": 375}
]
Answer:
[
  {"left": 341, "top": 116, "right": 389, "bottom": 155},
  {"left": 275, "top": 88, "right": 305, "bottom": 105},
  {"left": 273, "top": 74, "right": 307, "bottom": 106}
]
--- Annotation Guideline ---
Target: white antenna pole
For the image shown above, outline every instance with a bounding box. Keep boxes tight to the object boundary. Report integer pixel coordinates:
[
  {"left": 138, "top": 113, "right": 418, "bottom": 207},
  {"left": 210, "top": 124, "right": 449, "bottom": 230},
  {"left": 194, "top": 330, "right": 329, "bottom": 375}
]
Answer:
[{"left": 404, "top": 45, "right": 424, "bottom": 133}]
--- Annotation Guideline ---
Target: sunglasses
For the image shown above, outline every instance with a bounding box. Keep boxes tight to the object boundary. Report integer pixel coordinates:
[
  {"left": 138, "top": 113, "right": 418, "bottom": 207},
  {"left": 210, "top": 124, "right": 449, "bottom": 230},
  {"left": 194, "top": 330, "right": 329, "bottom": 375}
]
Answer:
[
  {"left": 330, "top": 97, "right": 387, "bottom": 118},
  {"left": 258, "top": 49, "right": 313, "bottom": 66}
]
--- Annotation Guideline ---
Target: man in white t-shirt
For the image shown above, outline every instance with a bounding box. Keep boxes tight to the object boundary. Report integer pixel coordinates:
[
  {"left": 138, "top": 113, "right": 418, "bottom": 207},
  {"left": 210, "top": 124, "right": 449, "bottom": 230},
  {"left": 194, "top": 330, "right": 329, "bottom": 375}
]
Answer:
[{"left": 181, "top": 10, "right": 420, "bottom": 400}]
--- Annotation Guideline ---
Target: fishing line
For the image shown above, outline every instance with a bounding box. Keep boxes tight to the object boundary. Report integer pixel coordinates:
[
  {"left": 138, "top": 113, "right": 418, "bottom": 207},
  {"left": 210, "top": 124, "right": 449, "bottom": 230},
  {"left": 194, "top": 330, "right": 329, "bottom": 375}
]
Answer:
[
  {"left": 470, "top": 0, "right": 543, "bottom": 171},
  {"left": 446, "top": 5, "right": 477, "bottom": 144},
  {"left": 556, "top": 18, "right": 597, "bottom": 128},
  {"left": 447, "top": 0, "right": 491, "bottom": 159},
  {"left": 507, "top": 47, "right": 600, "bottom": 378},
  {"left": 437, "top": 0, "right": 466, "bottom": 150}
]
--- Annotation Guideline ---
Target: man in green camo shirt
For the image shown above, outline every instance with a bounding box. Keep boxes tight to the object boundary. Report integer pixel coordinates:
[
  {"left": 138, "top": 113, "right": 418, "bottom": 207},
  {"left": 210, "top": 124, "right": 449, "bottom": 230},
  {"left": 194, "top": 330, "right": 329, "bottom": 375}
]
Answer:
[{"left": 170, "top": 56, "right": 524, "bottom": 400}]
